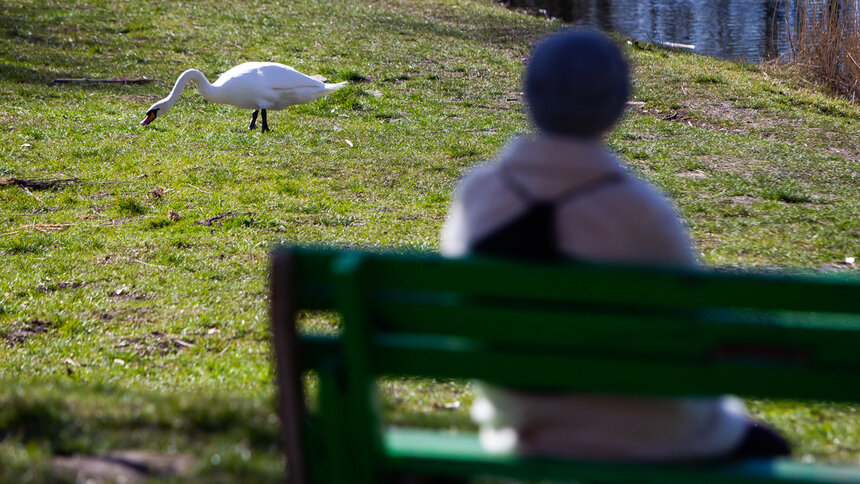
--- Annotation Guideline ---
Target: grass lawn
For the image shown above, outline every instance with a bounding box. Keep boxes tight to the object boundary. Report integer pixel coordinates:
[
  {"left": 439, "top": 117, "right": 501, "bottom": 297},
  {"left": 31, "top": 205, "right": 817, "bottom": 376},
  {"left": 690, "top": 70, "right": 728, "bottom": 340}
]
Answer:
[{"left": 1, "top": 0, "right": 859, "bottom": 481}]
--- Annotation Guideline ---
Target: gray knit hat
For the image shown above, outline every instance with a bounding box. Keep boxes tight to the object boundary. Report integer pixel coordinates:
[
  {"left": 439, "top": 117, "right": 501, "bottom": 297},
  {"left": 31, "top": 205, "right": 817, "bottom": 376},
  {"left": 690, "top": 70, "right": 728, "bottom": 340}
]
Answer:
[{"left": 524, "top": 29, "right": 630, "bottom": 138}]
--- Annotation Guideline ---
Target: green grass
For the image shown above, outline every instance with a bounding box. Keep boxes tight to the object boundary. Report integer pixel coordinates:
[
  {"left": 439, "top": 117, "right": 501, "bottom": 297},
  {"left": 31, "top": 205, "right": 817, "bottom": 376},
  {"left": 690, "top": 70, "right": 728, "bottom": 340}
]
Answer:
[{"left": 1, "top": 0, "right": 859, "bottom": 482}]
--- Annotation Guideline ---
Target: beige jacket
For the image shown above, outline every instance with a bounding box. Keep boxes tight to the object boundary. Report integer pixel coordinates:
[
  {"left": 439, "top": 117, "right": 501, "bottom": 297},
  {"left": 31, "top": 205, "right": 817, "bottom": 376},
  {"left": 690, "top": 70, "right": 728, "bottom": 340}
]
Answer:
[{"left": 441, "top": 136, "right": 748, "bottom": 462}]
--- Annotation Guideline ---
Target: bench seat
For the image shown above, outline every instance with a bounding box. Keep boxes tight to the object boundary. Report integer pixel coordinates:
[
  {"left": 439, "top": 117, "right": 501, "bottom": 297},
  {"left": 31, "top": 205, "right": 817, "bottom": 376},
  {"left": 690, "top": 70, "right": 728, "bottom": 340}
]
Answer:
[{"left": 385, "top": 428, "right": 860, "bottom": 484}]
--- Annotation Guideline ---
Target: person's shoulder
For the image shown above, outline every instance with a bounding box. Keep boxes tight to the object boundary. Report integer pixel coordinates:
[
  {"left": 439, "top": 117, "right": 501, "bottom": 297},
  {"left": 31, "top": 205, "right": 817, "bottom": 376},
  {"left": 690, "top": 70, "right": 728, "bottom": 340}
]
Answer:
[
  {"left": 455, "top": 162, "right": 503, "bottom": 199},
  {"left": 459, "top": 162, "right": 497, "bottom": 184},
  {"left": 456, "top": 138, "right": 531, "bottom": 192},
  {"left": 585, "top": 171, "right": 691, "bottom": 237},
  {"left": 562, "top": 174, "right": 697, "bottom": 267},
  {"left": 606, "top": 174, "right": 679, "bottom": 216}
]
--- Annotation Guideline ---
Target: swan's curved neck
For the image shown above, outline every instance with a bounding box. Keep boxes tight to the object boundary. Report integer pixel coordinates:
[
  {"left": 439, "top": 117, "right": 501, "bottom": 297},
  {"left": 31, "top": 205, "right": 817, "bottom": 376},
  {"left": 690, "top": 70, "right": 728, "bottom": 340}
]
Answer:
[{"left": 162, "top": 69, "right": 218, "bottom": 106}]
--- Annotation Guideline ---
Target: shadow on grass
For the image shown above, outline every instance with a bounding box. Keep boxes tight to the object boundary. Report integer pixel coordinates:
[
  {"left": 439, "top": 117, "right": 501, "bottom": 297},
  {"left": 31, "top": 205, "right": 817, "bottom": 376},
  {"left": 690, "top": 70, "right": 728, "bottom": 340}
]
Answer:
[
  {"left": 364, "top": 9, "right": 550, "bottom": 54},
  {"left": 0, "top": 63, "right": 81, "bottom": 84},
  {"left": 1, "top": 376, "right": 478, "bottom": 482},
  {"left": 0, "top": 379, "right": 284, "bottom": 481},
  {"left": 0, "top": 7, "right": 138, "bottom": 86}
]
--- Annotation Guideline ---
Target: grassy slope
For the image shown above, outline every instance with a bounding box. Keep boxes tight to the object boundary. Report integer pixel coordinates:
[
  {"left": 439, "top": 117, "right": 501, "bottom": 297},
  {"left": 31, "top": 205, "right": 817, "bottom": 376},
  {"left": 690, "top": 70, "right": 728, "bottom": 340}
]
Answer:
[{"left": 1, "top": 0, "right": 859, "bottom": 481}]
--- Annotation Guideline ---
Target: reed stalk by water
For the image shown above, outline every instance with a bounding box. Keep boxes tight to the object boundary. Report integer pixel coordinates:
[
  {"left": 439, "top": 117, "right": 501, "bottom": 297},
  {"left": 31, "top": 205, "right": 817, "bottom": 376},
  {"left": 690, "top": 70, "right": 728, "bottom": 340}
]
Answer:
[{"left": 786, "top": 0, "right": 860, "bottom": 102}]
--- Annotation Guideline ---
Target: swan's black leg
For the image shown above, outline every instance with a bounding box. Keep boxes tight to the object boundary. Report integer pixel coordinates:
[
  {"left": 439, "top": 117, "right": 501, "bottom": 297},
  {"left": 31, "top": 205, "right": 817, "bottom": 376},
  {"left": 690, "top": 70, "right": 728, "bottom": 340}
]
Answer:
[
  {"left": 249, "top": 110, "right": 258, "bottom": 130},
  {"left": 261, "top": 109, "right": 269, "bottom": 133}
]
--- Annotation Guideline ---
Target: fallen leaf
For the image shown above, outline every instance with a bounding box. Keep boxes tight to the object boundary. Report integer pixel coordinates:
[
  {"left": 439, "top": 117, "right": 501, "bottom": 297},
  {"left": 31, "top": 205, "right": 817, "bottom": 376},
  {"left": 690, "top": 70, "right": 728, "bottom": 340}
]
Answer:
[{"left": 168, "top": 210, "right": 181, "bottom": 222}]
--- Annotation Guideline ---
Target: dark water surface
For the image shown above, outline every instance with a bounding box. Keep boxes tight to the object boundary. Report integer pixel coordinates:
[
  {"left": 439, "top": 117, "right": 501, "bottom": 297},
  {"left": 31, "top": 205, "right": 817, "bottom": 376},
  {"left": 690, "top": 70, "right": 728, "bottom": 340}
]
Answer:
[{"left": 504, "top": 0, "right": 795, "bottom": 61}]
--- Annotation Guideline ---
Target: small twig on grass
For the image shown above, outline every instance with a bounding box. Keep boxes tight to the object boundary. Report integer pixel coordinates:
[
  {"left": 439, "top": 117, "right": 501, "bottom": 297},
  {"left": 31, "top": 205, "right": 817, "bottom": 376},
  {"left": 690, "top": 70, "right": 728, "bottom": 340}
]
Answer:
[
  {"left": 187, "top": 184, "right": 211, "bottom": 194},
  {"left": 94, "top": 216, "right": 153, "bottom": 228},
  {"left": 0, "top": 177, "right": 79, "bottom": 189},
  {"left": 86, "top": 180, "right": 141, "bottom": 185},
  {"left": 216, "top": 343, "right": 231, "bottom": 357},
  {"left": 21, "top": 186, "right": 42, "bottom": 201},
  {"left": 195, "top": 212, "right": 256, "bottom": 226},
  {"left": 53, "top": 78, "right": 162, "bottom": 84},
  {"left": 23, "top": 224, "right": 72, "bottom": 233},
  {"left": 0, "top": 177, "right": 148, "bottom": 191},
  {"left": 1, "top": 224, "right": 70, "bottom": 236}
]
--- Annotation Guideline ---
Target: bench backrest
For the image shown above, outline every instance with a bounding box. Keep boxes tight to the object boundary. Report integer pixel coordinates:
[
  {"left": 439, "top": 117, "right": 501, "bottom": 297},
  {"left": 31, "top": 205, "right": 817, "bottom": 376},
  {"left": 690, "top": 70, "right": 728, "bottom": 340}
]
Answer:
[{"left": 270, "top": 246, "right": 860, "bottom": 483}]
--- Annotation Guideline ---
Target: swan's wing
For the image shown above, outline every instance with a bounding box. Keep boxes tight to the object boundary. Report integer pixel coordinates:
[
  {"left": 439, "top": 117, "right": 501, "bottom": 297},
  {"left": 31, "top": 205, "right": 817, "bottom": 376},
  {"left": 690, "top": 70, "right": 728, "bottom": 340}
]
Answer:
[
  {"left": 259, "top": 64, "right": 326, "bottom": 88},
  {"left": 267, "top": 86, "right": 336, "bottom": 108},
  {"left": 214, "top": 62, "right": 325, "bottom": 90}
]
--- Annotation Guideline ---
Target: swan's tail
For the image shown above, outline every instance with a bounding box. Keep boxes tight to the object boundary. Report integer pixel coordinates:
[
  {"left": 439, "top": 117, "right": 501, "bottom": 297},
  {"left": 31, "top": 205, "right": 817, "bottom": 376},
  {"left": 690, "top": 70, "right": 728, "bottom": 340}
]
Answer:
[{"left": 324, "top": 81, "right": 348, "bottom": 93}]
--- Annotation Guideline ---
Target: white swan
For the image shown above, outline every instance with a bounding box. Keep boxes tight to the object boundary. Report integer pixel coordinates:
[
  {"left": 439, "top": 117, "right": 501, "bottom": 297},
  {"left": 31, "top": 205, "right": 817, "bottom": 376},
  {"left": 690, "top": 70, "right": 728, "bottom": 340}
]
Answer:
[{"left": 141, "top": 62, "right": 347, "bottom": 132}]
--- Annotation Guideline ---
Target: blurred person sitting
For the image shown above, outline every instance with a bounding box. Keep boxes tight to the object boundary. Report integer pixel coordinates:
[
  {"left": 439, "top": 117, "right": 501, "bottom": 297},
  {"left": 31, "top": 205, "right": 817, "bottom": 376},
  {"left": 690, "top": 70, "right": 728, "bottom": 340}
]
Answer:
[{"left": 440, "top": 29, "right": 790, "bottom": 463}]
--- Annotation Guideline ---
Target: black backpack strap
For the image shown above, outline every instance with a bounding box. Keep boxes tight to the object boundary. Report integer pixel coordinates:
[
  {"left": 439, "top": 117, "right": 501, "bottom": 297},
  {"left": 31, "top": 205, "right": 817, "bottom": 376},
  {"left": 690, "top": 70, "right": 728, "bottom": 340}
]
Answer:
[
  {"left": 497, "top": 166, "right": 537, "bottom": 203},
  {"left": 471, "top": 168, "right": 627, "bottom": 263}
]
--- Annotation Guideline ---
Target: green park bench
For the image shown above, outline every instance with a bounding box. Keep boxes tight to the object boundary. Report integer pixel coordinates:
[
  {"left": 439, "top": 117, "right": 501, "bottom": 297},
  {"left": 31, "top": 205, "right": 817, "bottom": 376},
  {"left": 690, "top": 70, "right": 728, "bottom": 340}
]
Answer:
[{"left": 269, "top": 246, "right": 860, "bottom": 484}]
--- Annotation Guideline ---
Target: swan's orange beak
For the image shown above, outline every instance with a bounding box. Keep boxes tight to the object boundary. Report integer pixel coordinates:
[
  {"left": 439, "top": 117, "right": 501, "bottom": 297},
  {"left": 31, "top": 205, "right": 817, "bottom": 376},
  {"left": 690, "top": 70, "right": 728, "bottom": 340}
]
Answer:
[{"left": 141, "top": 110, "right": 156, "bottom": 126}]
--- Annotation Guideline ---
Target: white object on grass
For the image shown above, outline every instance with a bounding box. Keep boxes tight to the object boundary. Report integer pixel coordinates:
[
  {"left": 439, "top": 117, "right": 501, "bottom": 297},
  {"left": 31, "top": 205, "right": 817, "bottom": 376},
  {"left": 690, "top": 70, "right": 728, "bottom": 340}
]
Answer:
[{"left": 141, "top": 62, "right": 347, "bottom": 132}]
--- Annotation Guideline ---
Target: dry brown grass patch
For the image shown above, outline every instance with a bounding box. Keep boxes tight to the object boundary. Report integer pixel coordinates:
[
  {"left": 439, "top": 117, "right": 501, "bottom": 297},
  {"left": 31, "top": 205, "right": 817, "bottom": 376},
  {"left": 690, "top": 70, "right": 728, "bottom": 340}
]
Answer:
[{"left": 785, "top": 0, "right": 860, "bottom": 102}]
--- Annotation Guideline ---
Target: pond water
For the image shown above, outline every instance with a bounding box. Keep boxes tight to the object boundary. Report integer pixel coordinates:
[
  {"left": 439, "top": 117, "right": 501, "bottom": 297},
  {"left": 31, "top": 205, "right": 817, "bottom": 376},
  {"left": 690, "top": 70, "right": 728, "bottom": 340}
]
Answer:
[{"left": 503, "top": 0, "right": 795, "bottom": 61}]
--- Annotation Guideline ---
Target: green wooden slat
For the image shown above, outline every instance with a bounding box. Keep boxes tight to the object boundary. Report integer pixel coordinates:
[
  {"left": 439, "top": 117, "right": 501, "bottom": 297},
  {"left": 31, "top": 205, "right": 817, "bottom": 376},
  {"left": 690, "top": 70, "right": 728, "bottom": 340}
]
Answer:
[
  {"left": 332, "top": 253, "right": 385, "bottom": 483},
  {"left": 370, "top": 337, "right": 860, "bottom": 402},
  {"left": 364, "top": 259, "right": 860, "bottom": 313},
  {"left": 299, "top": 335, "right": 340, "bottom": 370},
  {"left": 315, "top": 359, "right": 352, "bottom": 484},
  {"left": 283, "top": 248, "right": 337, "bottom": 309},
  {"left": 372, "top": 301, "right": 860, "bottom": 365},
  {"left": 384, "top": 428, "right": 860, "bottom": 484},
  {"left": 299, "top": 333, "right": 860, "bottom": 401},
  {"left": 356, "top": 253, "right": 860, "bottom": 314},
  {"left": 285, "top": 247, "right": 860, "bottom": 313}
]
